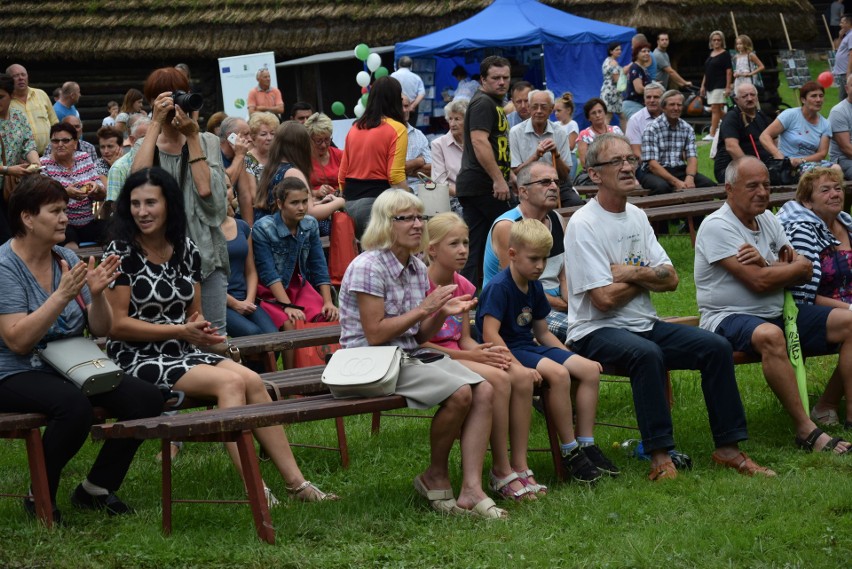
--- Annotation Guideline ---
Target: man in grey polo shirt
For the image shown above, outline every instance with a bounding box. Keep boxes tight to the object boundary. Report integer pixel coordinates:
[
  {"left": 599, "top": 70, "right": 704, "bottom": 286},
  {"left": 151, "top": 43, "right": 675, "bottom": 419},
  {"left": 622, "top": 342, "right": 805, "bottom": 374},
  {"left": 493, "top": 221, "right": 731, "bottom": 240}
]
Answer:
[{"left": 833, "top": 15, "right": 852, "bottom": 101}]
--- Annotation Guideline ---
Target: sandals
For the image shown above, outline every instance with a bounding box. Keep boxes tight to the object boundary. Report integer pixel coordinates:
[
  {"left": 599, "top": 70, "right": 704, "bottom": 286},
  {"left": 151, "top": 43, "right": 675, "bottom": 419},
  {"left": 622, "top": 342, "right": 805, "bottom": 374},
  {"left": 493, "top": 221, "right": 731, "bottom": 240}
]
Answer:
[
  {"left": 515, "top": 469, "right": 548, "bottom": 496},
  {"left": 264, "top": 486, "right": 281, "bottom": 508},
  {"left": 711, "top": 451, "right": 776, "bottom": 477},
  {"left": 810, "top": 406, "right": 840, "bottom": 426},
  {"left": 489, "top": 471, "right": 535, "bottom": 501},
  {"left": 458, "top": 497, "right": 508, "bottom": 520},
  {"left": 285, "top": 480, "right": 339, "bottom": 502},
  {"left": 795, "top": 427, "right": 850, "bottom": 454},
  {"left": 413, "top": 474, "right": 462, "bottom": 515},
  {"left": 648, "top": 460, "right": 678, "bottom": 482}
]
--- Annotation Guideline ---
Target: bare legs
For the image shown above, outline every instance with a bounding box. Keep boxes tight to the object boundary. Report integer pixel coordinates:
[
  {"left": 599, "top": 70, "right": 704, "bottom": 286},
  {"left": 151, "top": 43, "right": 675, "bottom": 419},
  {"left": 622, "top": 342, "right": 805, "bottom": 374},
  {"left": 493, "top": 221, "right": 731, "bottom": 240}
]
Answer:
[
  {"left": 460, "top": 360, "right": 532, "bottom": 495},
  {"left": 417, "top": 381, "right": 494, "bottom": 510},
  {"left": 173, "top": 359, "right": 322, "bottom": 495},
  {"left": 751, "top": 323, "right": 851, "bottom": 453}
]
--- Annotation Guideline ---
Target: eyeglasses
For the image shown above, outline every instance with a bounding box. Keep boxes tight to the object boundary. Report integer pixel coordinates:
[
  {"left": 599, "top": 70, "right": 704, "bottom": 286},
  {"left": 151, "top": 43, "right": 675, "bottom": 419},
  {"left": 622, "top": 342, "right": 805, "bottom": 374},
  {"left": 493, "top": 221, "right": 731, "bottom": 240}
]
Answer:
[
  {"left": 50, "top": 138, "right": 74, "bottom": 145},
  {"left": 589, "top": 155, "right": 639, "bottom": 169},
  {"left": 392, "top": 214, "right": 425, "bottom": 224},
  {"left": 312, "top": 137, "right": 331, "bottom": 146},
  {"left": 525, "top": 178, "right": 558, "bottom": 187},
  {"left": 530, "top": 104, "right": 552, "bottom": 111}
]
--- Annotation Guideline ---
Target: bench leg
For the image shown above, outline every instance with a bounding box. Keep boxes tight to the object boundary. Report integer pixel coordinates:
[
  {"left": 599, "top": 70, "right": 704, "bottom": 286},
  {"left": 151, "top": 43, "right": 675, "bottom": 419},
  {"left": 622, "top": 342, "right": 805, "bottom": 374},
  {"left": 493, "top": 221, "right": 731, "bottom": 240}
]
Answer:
[
  {"left": 371, "top": 412, "right": 381, "bottom": 435},
  {"left": 539, "top": 386, "right": 565, "bottom": 482},
  {"left": 24, "top": 428, "right": 52, "bottom": 529},
  {"left": 263, "top": 352, "right": 277, "bottom": 373},
  {"left": 665, "top": 371, "right": 674, "bottom": 408},
  {"left": 236, "top": 430, "right": 275, "bottom": 545},
  {"left": 334, "top": 417, "right": 349, "bottom": 468},
  {"left": 161, "top": 439, "right": 173, "bottom": 536}
]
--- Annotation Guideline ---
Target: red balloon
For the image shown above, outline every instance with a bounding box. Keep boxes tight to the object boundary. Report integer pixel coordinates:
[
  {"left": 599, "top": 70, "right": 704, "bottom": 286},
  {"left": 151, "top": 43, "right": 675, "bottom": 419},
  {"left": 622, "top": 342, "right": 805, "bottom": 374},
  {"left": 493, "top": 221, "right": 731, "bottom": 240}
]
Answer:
[
  {"left": 361, "top": 86, "right": 368, "bottom": 94},
  {"left": 818, "top": 71, "right": 834, "bottom": 88}
]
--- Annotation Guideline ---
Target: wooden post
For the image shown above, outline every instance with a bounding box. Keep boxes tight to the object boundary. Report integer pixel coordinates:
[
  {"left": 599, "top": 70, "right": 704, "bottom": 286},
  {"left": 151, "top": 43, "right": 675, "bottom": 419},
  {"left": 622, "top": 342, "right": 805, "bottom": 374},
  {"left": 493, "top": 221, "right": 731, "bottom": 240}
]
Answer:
[
  {"left": 822, "top": 14, "right": 835, "bottom": 49},
  {"left": 780, "top": 13, "right": 793, "bottom": 51}
]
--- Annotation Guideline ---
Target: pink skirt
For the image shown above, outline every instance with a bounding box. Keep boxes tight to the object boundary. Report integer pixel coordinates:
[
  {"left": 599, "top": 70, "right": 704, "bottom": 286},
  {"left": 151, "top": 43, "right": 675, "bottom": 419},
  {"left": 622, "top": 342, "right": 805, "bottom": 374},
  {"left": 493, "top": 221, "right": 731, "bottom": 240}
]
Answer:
[{"left": 257, "top": 274, "right": 325, "bottom": 329}]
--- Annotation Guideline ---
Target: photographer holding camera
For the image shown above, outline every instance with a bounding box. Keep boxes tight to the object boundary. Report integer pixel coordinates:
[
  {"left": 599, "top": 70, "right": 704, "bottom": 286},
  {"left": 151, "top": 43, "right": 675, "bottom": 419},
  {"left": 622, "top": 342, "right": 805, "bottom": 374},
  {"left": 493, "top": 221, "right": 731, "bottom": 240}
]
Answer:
[{"left": 130, "top": 67, "right": 231, "bottom": 347}]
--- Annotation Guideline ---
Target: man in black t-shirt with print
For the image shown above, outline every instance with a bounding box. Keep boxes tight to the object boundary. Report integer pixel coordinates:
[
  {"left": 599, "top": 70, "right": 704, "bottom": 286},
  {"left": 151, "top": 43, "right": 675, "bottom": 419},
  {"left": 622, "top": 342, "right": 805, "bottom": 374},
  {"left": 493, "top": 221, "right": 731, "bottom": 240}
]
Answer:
[{"left": 457, "top": 55, "right": 512, "bottom": 286}]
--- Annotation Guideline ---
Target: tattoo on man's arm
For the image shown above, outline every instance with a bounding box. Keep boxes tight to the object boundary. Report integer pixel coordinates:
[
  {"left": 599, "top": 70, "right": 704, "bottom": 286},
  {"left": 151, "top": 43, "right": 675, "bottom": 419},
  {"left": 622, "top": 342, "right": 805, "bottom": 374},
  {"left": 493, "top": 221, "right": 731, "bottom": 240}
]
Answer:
[{"left": 654, "top": 266, "right": 670, "bottom": 280}]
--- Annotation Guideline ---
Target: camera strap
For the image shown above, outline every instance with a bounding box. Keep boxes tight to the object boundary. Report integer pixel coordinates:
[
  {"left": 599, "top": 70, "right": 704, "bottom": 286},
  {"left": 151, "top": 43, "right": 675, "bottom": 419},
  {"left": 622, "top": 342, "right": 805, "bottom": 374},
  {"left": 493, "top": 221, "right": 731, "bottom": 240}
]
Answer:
[{"left": 152, "top": 143, "right": 190, "bottom": 188}]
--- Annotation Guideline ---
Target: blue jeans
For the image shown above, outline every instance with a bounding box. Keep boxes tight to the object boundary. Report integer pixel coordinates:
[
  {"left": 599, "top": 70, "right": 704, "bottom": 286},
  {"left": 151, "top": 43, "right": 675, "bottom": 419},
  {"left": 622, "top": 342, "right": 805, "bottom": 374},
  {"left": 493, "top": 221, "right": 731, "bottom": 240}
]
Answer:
[
  {"left": 226, "top": 306, "right": 279, "bottom": 337},
  {"left": 571, "top": 320, "right": 748, "bottom": 453}
]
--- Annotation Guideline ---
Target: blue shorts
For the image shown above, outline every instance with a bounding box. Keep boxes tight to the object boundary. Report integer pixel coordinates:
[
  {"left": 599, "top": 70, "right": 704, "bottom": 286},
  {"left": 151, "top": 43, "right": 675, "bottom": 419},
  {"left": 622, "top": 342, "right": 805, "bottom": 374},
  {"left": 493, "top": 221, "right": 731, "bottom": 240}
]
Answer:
[
  {"left": 715, "top": 304, "right": 836, "bottom": 355},
  {"left": 510, "top": 344, "right": 575, "bottom": 369}
]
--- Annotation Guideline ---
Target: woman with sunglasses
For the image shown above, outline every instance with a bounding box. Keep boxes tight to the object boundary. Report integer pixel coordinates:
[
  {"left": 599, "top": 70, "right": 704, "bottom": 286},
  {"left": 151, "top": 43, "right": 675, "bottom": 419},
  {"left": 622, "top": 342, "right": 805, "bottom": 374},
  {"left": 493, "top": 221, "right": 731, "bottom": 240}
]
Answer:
[{"left": 40, "top": 123, "right": 106, "bottom": 248}]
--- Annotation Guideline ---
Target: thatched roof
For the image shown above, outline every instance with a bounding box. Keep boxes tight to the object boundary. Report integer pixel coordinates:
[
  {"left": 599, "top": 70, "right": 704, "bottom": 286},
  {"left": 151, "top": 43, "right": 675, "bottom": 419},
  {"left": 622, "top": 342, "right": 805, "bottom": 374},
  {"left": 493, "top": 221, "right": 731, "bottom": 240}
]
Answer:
[{"left": 0, "top": 0, "right": 817, "bottom": 62}]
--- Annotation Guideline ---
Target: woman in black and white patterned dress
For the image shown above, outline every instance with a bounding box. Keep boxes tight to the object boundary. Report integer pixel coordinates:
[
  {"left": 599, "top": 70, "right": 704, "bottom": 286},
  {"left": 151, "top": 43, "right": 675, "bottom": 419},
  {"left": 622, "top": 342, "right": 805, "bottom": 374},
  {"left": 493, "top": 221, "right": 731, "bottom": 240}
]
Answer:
[{"left": 105, "top": 167, "right": 337, "bottom": 502}]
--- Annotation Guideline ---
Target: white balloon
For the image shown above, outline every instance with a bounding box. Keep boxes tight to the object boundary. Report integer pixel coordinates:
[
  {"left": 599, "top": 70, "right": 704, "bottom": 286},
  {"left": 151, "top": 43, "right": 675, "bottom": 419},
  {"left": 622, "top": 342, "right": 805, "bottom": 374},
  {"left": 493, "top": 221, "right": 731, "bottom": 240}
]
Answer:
[
  {"left": 366, "top": 53, "right": 382, "bottom": 72},
  {"left": 354, "top": 102, "right": 365, "bottom": 118},
  {"left": 356, "top": 71, "right": 371, "bottom": 88}
]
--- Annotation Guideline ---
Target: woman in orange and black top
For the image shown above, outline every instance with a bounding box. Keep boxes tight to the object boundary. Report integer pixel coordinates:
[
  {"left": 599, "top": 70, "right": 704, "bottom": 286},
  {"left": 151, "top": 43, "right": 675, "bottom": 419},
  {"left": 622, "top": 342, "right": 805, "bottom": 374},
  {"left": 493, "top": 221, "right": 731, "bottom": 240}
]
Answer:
[{"left": 338, "top": 76, "right": 408, "bottom": 237}]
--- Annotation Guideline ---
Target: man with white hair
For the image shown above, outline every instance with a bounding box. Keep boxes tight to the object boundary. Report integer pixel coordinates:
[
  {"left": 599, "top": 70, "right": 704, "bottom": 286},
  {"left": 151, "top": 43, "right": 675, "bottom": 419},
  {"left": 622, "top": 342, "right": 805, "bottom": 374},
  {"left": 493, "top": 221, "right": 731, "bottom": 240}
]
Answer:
[
  {"left": 637, "top": 89, "right": 715, "bottom": 194},
  {"left": 247, "top": 68, "right": 284, "bottom": 117},
  {"left": 509, "top": 89, "right": 578, "bottom": 206},
  {"left": 625, "top": 82, "right": 665, "bottom": 159},
  {"left": 6, "top": 63, "right": 58, "bottom": 154}
]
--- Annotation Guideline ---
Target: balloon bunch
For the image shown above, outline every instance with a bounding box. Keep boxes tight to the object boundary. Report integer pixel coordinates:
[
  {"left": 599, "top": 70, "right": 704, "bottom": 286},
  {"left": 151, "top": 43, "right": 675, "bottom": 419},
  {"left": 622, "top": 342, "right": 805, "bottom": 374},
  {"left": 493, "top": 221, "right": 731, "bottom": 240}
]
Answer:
[{"left": 330, "top": 43, "right": 389, "bottom": 118}]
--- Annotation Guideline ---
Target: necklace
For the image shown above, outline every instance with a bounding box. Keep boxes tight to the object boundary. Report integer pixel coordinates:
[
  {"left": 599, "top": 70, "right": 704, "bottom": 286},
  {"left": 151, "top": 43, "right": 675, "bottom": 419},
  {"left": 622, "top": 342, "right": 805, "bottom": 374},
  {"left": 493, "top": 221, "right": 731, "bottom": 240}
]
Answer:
[{"left": 140, "top": 239, "right": 172, "bottom": 262}]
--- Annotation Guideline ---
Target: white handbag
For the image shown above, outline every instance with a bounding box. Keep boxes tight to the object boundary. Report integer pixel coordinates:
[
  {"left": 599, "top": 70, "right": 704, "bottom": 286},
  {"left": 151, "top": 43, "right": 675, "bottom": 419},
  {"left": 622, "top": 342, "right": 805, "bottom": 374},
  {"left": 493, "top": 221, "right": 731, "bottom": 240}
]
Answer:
[
  {"left": 38, "top": 337, "right": 123, "bottom": 396},
  {"left": 416, "top": 173, "right": 451, "bottom": 218},
  {"left": 321, "top": 346, "right": 403, "bottom": 399}
]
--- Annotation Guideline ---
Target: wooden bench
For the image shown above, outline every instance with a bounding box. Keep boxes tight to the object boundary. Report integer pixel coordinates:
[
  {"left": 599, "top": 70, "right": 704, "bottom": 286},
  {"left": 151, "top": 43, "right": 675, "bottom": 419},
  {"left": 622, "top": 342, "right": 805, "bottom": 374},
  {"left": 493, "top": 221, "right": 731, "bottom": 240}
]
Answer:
[
  {"left": 0, "top": 412, "right": 53, "bottom": 527},
  {"left": 90, "top": 393, "right": 408, "bottom": 544}
]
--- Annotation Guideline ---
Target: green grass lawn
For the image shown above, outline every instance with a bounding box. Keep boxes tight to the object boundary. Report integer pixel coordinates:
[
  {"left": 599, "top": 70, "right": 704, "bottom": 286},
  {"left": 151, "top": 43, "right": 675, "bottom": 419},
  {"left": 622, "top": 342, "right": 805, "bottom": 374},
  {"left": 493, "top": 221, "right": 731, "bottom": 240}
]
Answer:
[{"left": 1, "top": 236, "right": 850, "bottom": 569}]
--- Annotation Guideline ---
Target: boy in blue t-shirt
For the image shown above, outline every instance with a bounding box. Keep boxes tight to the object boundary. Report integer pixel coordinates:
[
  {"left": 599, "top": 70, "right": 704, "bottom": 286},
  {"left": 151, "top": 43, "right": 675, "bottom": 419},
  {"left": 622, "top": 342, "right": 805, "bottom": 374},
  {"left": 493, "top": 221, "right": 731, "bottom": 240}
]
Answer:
[{"left": 477, "top": 219, "right": 618, "bottom": 482}]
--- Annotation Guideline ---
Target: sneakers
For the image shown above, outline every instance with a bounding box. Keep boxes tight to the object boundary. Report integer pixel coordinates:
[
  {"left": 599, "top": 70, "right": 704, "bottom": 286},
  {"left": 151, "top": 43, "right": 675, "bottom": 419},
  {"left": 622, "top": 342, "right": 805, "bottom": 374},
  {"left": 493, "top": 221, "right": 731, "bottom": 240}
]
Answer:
[
  {"left": 581, "top": 444, "right": 620, "bottom": 477},
  {"left": 71, "top": 483, "right": 134, "bottom": 516},
  {"left": 561, "top": 446, "right": 602, "bottom": 484}
]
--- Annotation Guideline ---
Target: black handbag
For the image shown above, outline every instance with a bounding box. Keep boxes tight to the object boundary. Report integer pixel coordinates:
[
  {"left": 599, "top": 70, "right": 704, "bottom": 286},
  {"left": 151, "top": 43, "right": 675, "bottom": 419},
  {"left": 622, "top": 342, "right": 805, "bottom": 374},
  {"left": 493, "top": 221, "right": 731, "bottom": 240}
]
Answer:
[{"left": 765, "top": 157, "right": 799, "bottom": 186}]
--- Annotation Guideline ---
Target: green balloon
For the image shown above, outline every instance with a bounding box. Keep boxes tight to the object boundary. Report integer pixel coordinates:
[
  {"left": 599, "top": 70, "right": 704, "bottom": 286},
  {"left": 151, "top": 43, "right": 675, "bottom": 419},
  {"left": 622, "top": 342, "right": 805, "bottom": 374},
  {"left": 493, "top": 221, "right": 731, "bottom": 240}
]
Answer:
[
  {"left": 374, "top": 66, "right": 389, "bottom": 79},
  {"left": 361, "top": 93, "right": 369, "bottom": 106},
  {"left": 331, "top": 101, "right": 345, "bottom": 116},
  {"left": 354, "top": 43, "right": 370, "bottom": 61}
]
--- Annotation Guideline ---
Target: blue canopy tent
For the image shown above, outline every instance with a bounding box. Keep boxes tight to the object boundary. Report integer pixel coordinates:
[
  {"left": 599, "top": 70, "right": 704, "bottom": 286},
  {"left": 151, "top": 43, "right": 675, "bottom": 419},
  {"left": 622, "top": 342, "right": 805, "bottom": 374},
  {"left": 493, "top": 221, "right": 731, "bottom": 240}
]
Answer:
[{"left": 395, "top": 0, "right": 635, "bottom": 125}]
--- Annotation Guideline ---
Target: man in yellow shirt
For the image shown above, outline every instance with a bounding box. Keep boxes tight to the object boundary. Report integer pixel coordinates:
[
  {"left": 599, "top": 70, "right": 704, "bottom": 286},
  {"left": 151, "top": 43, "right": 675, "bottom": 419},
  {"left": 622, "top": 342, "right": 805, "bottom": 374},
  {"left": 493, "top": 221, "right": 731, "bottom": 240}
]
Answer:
[{"left": 6, "top": 64, "right": 58, "bottom": 154}]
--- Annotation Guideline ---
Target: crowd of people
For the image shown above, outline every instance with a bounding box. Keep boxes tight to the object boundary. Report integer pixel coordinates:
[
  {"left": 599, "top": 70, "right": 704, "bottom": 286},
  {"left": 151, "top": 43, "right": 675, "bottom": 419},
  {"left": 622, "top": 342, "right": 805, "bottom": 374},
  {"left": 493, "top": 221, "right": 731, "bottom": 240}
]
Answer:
[{"left": 1, "top": 29, "right": 852, "bottom": 526}]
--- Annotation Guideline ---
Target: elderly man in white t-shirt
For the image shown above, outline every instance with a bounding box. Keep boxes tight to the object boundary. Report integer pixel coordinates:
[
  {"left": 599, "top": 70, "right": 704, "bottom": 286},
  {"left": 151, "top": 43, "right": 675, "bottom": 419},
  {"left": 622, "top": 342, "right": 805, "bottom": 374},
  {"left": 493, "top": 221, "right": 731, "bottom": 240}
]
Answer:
[
  {"left": 565, "top": 133, "right": 775, "bottom": 481},
  {"left": 694, "top": 156, "right": 852, "bottom": 455}
]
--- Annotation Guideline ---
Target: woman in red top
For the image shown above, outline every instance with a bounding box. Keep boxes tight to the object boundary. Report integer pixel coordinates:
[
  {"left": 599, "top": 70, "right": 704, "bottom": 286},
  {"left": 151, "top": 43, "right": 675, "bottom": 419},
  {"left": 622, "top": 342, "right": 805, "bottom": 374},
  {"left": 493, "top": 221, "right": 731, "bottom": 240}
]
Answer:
[
  {"left": 338, "top": 76, "right": 408, "bottom": 237},
  {"left": 305, "top": 112, "right": 342, "bottom": 199}
]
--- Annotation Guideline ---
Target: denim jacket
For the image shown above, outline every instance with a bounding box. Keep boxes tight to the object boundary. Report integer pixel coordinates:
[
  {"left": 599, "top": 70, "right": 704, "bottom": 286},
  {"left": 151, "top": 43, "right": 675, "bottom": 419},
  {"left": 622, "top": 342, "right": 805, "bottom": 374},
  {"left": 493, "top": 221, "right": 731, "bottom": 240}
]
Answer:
[{"left": 252, "top": 213, "right": 330, "bottom": 288}]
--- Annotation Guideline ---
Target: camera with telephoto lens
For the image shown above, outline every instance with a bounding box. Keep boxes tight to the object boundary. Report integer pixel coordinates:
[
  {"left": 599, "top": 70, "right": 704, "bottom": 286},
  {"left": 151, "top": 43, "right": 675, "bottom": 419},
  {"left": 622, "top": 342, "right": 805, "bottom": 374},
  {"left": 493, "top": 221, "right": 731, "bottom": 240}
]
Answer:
[{"left": 171, "top": 90, "right": 203, "bottom": 112}]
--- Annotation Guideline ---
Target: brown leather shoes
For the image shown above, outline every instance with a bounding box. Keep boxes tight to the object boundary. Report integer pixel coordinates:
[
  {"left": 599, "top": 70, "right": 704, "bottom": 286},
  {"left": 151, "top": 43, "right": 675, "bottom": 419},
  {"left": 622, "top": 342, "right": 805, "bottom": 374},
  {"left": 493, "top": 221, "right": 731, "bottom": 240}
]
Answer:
[
  {"left": 712, "top": 451, "right": 776, "bottom": 477},
  {"left": 648, "top": 460, "right": 678, "bottom": 481}
]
